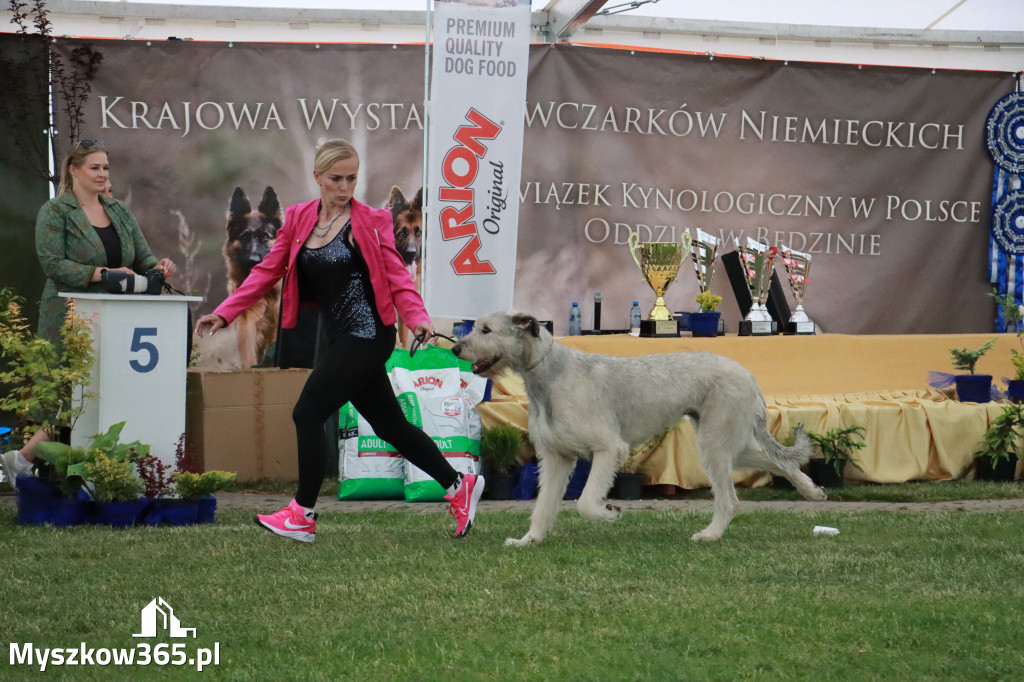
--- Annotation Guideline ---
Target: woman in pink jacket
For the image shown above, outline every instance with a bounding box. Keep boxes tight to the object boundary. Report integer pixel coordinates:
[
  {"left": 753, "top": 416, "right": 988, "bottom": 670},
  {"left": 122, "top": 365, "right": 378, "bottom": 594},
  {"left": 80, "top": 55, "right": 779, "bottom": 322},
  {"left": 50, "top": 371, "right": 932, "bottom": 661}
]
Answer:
[{"left": 195, "top": 139, "right": 483, "bottom": 543}]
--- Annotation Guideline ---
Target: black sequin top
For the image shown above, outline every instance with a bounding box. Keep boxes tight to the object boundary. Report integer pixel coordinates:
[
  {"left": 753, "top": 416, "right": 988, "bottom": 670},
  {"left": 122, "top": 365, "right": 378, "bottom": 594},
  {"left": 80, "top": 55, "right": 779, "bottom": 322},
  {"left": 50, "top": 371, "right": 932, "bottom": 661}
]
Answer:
[{"left": 296, "top": 222, "right": 386, "bottom": 342}]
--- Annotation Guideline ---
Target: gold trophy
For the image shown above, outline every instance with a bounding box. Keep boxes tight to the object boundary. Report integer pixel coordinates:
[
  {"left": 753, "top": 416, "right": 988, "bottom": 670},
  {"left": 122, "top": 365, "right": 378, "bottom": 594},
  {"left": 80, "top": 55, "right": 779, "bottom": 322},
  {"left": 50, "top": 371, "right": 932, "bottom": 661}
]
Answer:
[
  {"left": 733, "top": 237, "right": 778, "bottom": 336},
  {"left": 780, "top": 245, "right": 816, "bottom": 334},
  {"left": 628, "top": 230, "right": 692, "bottom": 337}
]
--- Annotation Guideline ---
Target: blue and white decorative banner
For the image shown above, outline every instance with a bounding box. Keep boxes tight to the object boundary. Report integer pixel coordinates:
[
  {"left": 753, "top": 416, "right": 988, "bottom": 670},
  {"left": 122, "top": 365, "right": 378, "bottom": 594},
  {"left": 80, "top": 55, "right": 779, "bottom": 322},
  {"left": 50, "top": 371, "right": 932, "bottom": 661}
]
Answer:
[
  {"left": 424, "top": 0, "right": 531, "bottom": 319},
  {"left": 987, "top": 83, "right": 1024, "bottom": 331}
]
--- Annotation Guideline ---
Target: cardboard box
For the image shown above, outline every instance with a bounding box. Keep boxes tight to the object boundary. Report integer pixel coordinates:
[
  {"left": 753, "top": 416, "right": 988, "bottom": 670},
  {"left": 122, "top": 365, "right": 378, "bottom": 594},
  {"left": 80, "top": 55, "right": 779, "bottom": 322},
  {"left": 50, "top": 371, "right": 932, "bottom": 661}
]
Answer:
[{"left": 186, "top": 368, "right": 310, "bottom": 481}]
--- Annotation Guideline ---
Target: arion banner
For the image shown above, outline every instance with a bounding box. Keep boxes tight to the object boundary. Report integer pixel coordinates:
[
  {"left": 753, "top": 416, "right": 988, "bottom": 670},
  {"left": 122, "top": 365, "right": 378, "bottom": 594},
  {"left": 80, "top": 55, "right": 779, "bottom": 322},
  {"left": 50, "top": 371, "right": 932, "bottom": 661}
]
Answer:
[
  {"left": 32, "top": 38, "right": 1010, "bottom": 356},
  {"left": 424, "top": 0, "right": 532, "bottom": 319}
]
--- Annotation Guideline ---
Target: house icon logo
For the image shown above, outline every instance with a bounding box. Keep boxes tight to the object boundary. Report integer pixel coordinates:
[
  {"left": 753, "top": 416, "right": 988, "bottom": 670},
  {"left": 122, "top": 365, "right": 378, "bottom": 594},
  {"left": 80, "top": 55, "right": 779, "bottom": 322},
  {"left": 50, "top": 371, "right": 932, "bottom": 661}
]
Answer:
[{"left": 133, "top": 597, "right": 196, "bottom": 638}]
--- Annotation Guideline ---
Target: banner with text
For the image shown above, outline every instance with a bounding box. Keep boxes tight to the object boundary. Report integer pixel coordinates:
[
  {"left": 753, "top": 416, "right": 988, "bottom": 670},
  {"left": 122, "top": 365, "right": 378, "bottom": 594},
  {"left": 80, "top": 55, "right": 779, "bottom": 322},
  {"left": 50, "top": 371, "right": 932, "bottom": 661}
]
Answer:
[
  {"left": 424, "top": 0, "right": 531, "bottom": 318},
  {"left": 34, "top": 40, "right": 1010, "bottom": 360}
]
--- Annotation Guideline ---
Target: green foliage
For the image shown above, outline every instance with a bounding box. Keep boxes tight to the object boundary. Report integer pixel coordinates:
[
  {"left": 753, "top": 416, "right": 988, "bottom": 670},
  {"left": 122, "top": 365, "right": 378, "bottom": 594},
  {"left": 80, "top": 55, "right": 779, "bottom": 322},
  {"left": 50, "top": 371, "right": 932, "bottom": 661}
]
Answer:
[
  {"left": 86, "top": 452, "right": 144, "bottom": 503},
  {"left": 949, "top": 337, "right": 996, "bottom": 374},
  {"left": 0, "top": 288, "right": 95, "bottom": 444},
  {"left": 479, "top": 423, "right": 522, "bottom": 474},
  {"left": 171, "top": 470, "right": 237, "bottom": 500},
  {"left": 35, "top": 422, "right": 148, "bottom": 497},
  {"left": 695, "top": 290, "right": 722, "bottom": 312},
  {"left": 975, "top": 403, "right": 1024, "bottom": 468},
  {"left": 807, "top": 425, "right": 867, "bottom": 477},
  {"left": 989, "top": 290, "right": 1024, "bottom": 380}
]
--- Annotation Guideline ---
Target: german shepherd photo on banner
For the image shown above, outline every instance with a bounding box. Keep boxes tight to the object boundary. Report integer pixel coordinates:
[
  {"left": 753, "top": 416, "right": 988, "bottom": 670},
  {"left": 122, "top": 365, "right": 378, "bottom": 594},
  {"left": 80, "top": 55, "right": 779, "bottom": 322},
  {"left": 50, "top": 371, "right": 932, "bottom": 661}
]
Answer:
[
  {"left": 386, "top": 186, "right": 423, "bottom": 348},
  {"left": 194, "top": 186, "right": 282, "bottom": 368}
]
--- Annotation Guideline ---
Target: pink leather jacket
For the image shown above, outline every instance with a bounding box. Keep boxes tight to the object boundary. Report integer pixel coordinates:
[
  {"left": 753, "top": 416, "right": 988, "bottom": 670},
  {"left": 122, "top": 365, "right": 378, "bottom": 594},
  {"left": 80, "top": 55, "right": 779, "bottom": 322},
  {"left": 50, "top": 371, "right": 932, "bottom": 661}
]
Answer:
[{"left": 212, "top": 197, "right": 429, "bottom": 331}]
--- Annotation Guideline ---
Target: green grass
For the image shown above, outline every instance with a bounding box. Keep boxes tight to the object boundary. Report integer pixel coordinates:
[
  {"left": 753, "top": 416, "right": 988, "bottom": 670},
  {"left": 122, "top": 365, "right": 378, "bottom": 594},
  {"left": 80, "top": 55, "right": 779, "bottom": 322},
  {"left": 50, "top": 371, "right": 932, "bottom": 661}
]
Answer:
[{"left": 1, "top": 506, "right": 1022, "bottom": 681}]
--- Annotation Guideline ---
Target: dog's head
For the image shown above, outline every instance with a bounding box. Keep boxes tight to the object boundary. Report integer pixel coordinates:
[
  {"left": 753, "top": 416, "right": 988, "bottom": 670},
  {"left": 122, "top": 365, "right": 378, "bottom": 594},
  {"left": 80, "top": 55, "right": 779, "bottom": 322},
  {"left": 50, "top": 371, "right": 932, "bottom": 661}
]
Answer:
[
  {"left": 452, "top": 310, "right": 546, "bottom": 378},
  {"left": 225, "top": 186, "right": 282, "bottom": 278},
  {"left": 386, "top": 186, "right": 422, "bottom": 267}
]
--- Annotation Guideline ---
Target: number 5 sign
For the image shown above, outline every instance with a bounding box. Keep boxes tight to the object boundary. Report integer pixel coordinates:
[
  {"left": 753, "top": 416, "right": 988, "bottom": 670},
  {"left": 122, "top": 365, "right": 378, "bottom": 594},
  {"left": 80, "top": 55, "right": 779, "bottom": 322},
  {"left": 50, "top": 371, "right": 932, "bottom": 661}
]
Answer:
[{"left": 61, "top": 292, "right": 203, "bottom": 468}]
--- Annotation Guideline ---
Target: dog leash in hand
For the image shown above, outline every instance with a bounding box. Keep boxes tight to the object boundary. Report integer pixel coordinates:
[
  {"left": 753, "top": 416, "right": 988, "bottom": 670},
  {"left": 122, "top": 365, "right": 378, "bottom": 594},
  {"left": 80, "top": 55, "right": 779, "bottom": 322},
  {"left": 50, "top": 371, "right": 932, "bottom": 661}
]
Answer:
[{"left": 411, "top": 332, "right": 457, "bottom": 358}]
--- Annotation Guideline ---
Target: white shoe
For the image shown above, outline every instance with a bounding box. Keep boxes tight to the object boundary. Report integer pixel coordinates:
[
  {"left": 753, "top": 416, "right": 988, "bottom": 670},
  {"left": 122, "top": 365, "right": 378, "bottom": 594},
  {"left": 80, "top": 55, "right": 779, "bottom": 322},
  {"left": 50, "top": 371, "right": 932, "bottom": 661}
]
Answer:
[{"left": 1, "top": 450, "right": 34, "bottom": 489}]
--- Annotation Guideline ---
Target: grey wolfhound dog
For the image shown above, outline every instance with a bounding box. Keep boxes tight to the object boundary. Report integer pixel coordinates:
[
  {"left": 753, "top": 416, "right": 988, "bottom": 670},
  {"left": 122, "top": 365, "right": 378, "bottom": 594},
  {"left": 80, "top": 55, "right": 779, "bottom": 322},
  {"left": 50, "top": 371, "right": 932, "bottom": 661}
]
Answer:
[{"left": 452, "top": 310, "right": 826, "bottom": 546}]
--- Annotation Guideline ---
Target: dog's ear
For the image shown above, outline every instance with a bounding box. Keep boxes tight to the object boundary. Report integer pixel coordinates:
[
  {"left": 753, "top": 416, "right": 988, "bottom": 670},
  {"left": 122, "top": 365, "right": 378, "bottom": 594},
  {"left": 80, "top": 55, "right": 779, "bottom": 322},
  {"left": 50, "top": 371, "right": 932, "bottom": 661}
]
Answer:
[
  {"left": 387, "top": 186, "right": 407, "bottom": 221},
  {"left": 227, "top": 187, "right": 251, "bottom": 240},
  {"left": 258, "top": 186, "right": 282, "bottom": 236},
  {"left": 511, "top": 312, "right": 540, "bottom": 338},
  {"left": 412, "top": 187, "right": 423, "bottom": 211}
]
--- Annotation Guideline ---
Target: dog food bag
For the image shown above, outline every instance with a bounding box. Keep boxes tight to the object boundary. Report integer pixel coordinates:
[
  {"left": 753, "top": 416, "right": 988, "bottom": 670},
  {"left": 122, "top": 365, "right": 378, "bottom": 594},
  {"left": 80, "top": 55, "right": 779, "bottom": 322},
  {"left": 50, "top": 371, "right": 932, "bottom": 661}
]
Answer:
[
  {"left": 387, "top": 345, "right": 487, "bottom": 502},
  {"left": 338, "top": 401, "right": 406, "bottom": 500}
]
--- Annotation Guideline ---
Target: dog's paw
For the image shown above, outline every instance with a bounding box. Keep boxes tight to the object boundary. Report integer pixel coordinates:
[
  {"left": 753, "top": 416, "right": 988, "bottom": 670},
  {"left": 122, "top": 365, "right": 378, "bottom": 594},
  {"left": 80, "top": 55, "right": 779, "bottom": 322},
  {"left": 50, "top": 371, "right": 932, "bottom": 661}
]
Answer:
[
  {"left": 505, "top": 535, "right": 539, "bottom": 548},
  {"left": 690, "top": 530, "right": 722, "bottom": 542},
  {"left": 808, "top": 486, "right": 827, "bottom": 501},
  {"left": 603, "top": 503, "right": 623, "bottom": 522}
]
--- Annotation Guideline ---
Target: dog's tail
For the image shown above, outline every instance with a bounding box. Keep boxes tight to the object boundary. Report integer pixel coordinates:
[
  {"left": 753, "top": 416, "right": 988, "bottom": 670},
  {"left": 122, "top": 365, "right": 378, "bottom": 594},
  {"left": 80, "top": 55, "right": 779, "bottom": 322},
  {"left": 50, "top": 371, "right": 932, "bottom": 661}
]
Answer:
[{"left": 756, "top": 421, "right": 814, "bottom": 466}]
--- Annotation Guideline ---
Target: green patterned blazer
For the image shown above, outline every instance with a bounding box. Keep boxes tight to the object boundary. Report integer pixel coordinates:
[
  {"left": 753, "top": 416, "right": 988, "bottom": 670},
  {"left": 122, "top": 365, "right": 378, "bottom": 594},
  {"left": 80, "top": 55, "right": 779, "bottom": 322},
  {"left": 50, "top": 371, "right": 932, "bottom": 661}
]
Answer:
[{"left": 35, "top": 193, "right": 159, "bottom": 345}]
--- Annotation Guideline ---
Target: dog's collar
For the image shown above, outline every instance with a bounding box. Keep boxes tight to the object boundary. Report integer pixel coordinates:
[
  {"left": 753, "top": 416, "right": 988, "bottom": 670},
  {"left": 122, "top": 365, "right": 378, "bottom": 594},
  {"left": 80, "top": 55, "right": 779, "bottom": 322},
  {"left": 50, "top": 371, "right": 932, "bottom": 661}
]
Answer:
[{"left": 524, "top": 339, "right": 555, "bottom": 372}]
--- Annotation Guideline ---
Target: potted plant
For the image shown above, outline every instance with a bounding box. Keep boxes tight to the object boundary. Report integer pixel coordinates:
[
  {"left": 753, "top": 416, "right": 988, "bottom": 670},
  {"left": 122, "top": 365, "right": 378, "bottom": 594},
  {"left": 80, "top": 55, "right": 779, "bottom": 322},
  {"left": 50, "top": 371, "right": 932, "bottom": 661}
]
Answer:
[
  {"left": 479, "top": 423, "right": 522, "bottom": 500},
  {"left": 974, "top": 403, "right": 1023, "bottom": 481},
  {"left": 171, "top": 470, "right": 237, "bottom": 524},
  {"left": 690, "top": 291, "right": 722, "bottom": 338},
  {"left": 29, "top": 422, "right": 149, "bottom": 527},
  {"left": 612, "top": 450, "right": 646, "bottom": 500},
  {"left": 86, "top": 452, "right": 145, "bottom": 528},
  {"left": 145, "top": 433, "right": 234, "bottom": 525},
  {"left": 806, "top": 425, "right": 866, "bottom": 488},
  {"left": 949, "top": 337, "right": 997, "bottom": 403},
  {"left": 989, "top": 290, "right": 1024, "bottom": 402}
]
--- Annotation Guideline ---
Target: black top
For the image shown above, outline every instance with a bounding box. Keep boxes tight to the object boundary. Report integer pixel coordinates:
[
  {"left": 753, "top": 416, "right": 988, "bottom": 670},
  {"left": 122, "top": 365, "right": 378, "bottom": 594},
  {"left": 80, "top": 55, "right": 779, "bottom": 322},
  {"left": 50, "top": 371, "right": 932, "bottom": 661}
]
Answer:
[
  {"left": 92, "top": 225, "right": 122, "bottom": 268},
  {"left": 296, "top": 222, "right": 385, "bottom": 342}
]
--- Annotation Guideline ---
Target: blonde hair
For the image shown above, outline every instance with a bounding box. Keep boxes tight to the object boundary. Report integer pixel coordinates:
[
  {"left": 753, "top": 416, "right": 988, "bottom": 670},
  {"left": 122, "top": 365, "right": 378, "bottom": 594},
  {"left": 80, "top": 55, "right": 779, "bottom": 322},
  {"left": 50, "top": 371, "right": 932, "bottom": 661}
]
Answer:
[
  {"left": 57, "top": 140, "right": 109, "bottom": 195},
  {"left": 313, "top": 138, "right": 360, "bottom": 175}
]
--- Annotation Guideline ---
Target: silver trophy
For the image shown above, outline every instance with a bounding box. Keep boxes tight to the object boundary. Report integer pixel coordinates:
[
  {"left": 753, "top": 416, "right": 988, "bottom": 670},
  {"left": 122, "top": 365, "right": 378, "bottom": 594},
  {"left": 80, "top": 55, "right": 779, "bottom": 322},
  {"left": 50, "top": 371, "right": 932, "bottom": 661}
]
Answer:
[
  {"left": 733, "top": 237, "right": 778, "bottom": 336},
  {"left": 780, "top": 245, "right": 816, "bottom": 334},
  {"left": 690, "top": 228, "right": 721, "bottom": 294}
]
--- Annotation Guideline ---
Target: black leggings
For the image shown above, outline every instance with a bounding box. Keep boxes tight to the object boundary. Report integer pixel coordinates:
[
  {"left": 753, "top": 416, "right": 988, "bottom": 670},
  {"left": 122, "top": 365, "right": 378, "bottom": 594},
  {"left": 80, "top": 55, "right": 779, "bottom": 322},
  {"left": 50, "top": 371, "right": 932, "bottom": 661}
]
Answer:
[{"left": 291, "top": 330, "right": 458, "bottom": 508}]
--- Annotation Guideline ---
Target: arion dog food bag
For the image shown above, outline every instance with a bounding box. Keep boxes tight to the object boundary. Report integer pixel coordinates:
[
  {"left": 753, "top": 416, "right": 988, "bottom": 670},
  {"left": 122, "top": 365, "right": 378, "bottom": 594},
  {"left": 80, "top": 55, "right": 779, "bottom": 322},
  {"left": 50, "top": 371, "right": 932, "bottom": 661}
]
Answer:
[
  {"left": 337, "top": 346, "right": 487, "bottom": 501},
  {"left": 337, "top": 400, "right": 405, "bottom": 500}
]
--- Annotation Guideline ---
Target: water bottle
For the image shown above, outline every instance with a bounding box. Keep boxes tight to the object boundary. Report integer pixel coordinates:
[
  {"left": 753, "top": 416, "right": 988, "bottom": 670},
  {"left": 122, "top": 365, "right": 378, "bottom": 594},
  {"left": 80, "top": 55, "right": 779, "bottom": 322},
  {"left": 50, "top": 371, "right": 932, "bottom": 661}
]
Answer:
[
  {"left": 569, "top": 302, "right": 582, "bottom": 336},
  {"left": 629, "top": 302, "right": 642, "bottom": 336}
]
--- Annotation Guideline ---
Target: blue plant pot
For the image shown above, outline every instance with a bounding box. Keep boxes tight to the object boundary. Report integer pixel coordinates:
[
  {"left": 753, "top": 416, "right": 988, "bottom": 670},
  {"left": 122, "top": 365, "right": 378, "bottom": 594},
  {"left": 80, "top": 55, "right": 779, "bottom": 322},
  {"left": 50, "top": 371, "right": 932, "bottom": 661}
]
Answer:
[
  {"left": 514, "top": 461, "right": 539, "bottom": 500},
  {"left": 1007, "top": 379, "right": 1024, "bottom": 403},
  {"left": 96, "top": 499, "right": 143, "bottom": 529},
  {"left": 144, "top": 498, "right": 199, "bottom": 526},
  {"left": 689, "top": 311, "right": 721, "bottom": 337},
  {"left": 196, "top": 495, "right": 217, "bottom": 524},
  {"left": 954, "top": 374, "right": 992, "bottom": 403},
  {"left": 16, "top": 475, "right": 89, "bottom": 526}
]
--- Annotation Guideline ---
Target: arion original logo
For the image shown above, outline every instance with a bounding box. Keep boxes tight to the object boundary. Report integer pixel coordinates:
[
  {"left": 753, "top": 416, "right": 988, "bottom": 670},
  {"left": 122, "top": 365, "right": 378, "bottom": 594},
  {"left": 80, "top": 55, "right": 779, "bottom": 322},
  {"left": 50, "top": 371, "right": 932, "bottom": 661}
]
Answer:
[
  {"left": 133, "top": 597, "right": 196, "bottom": 639},
  {"left": 438, "top": 107, "right": 502, "bottom": 275},
  {"left": 413, "top": 375, "right": 445, "bottom": 391}
]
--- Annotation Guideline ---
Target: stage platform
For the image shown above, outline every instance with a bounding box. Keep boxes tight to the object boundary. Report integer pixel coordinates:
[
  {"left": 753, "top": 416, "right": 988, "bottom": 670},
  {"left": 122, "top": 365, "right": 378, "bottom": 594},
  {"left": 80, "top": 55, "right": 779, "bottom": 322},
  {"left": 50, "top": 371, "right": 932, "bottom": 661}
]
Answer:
[{"left": 475, "top": 333, "right": 1023, "bottom": 488}]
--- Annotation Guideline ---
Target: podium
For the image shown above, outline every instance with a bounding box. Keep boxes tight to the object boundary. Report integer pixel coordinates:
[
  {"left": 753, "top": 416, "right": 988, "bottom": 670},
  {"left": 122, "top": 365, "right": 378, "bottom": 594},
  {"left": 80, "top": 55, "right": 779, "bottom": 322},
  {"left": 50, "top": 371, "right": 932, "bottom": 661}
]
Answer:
[{"left": 62, "top": 293, "right": 202, "bottom": 468}]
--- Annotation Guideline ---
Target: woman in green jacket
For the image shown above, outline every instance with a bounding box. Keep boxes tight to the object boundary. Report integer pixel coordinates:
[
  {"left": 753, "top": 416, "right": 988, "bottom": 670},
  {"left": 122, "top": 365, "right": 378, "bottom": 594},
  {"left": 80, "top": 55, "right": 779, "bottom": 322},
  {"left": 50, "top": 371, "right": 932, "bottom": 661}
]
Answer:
[{"left": 35, "top": 139, "right": 177, "bottom": 345}]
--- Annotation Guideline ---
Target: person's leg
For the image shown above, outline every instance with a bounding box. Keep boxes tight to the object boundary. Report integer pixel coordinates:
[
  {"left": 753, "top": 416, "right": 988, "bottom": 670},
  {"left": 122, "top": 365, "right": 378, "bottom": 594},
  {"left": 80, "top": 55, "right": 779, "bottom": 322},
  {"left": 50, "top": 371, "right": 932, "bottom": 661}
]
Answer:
[
  {"left": 352, "top": 369, "right": 459, "bottom": 490},
  {"left": 255, "top": 335, "right": 384, "bottom": 542},
  {"left": 354, "top": 367, "right": 484, "bottom": 538},
  {"left": 1, "top": 428, "right": 48, "bottom": 488}
]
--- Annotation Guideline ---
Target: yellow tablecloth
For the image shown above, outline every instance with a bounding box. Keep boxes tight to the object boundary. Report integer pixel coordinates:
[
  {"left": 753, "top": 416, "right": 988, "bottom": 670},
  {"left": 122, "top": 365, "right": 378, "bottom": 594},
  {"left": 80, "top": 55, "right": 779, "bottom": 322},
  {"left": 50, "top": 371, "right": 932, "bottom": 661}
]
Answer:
[{"left": 475, "top": 333, "right": 1021, "bottom": 487}]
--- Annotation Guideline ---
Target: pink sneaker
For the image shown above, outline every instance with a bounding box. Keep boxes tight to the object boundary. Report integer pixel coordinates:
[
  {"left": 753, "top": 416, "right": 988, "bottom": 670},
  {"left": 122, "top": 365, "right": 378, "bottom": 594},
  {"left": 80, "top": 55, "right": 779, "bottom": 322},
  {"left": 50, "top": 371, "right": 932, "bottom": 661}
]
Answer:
[
  {"left": 445, "top": 474, "right": 484, "bottom": 538},
  {"left": 254, "top": 499, "right": 316, "bottom": 543}
]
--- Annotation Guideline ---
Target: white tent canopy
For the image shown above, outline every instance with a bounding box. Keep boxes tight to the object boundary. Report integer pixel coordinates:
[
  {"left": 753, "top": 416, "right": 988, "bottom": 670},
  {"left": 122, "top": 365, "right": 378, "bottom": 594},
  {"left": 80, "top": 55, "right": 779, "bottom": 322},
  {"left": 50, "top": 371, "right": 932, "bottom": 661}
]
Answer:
[{"left": 8, "top": 0, "right": 1024, "bottom": 71}]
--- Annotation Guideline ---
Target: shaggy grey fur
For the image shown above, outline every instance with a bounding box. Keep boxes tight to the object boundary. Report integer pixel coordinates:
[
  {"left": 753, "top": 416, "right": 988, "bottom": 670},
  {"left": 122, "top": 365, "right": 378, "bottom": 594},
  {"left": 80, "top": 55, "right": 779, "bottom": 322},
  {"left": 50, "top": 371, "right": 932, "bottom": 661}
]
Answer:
[{"left": 452, "top": 310, "right": 826, "bottom": 546}]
